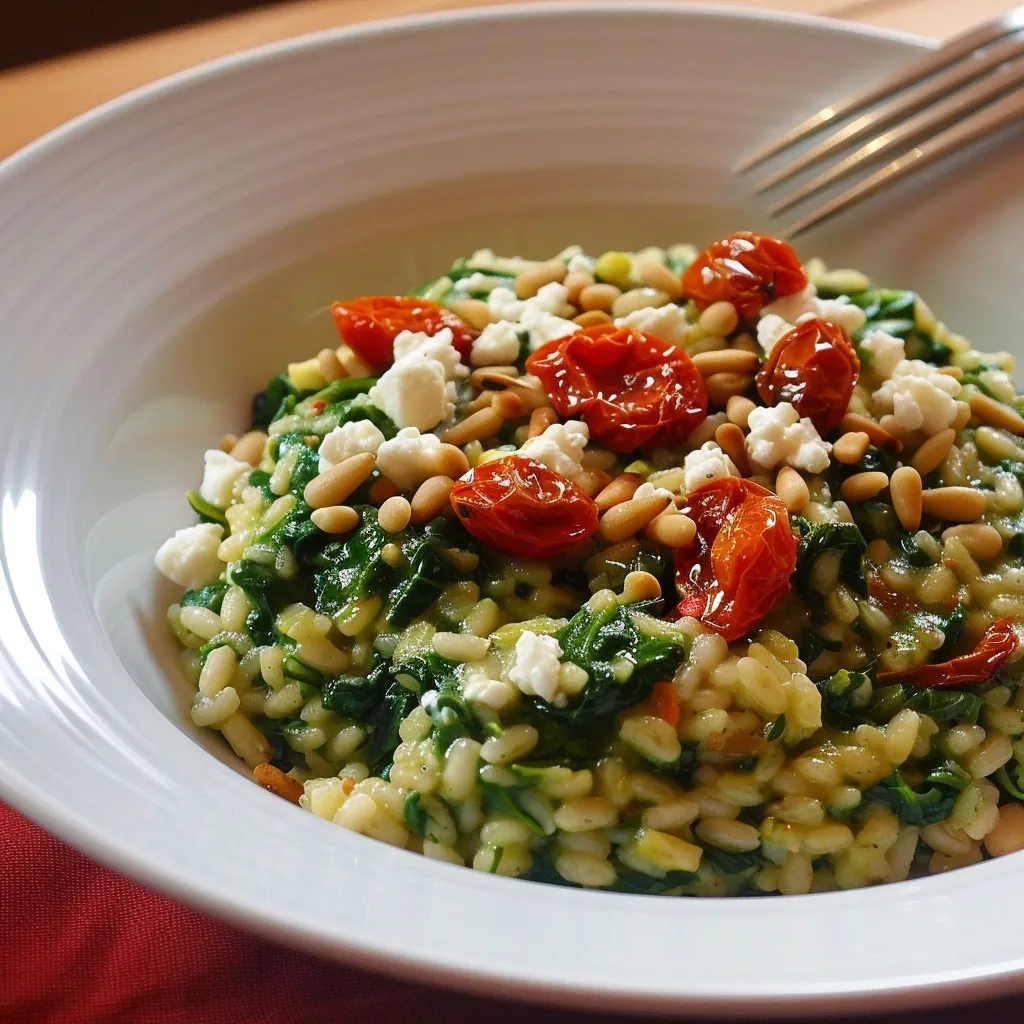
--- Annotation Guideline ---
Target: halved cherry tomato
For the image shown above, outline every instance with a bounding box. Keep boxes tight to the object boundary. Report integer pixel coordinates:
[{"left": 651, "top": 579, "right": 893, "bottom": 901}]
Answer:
[
  {"left": 877, "top": 617, "right": 1018, "bottom": 688},
  {"left": 650, "top": 681, "right": 680, "bottom": 728},
  {"left": 449, "top": 454, "right": 599, "bottom": 560},
  {"left": 670, "top": 477, "right": 797, "bottom": 642},
  {"left": 681, "top": 231, "right": 807, "bottom": 320},
  {"left": 756, "top": 317, "right": 860, "bottom": 435},
  {"left": 330, "top": 296, "right": 477, "bottom": 370},
  {"left": 525, "top": 325, "right": 707, "bottom": 452}
]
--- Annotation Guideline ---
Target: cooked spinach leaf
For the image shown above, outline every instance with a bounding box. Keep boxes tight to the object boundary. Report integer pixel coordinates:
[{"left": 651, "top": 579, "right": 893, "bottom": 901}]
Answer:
[
  {"left": 864, "top": 762, "right": 968, "bottom": 825},
  {"left": 792, "top": 520, "right": 867, "bottom": 599}
]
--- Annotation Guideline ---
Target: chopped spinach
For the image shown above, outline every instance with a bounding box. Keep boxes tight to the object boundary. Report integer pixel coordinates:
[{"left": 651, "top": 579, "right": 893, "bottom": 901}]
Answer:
[
  {"left": 608, "top": 866, "right": 699, "bottom": 895},
  {"left": 764, "top": 716, "right": 787, "bottom": 742},
  {"left": 479, "top": 779, "right": 550, "bottom": 837},
  {"left": 792, "top": 520, "right": 867, "bottom": 599},
  {"left": 898, "top": 532, "right": 936, "bottom": 569},
  {"left": 367, "top": 681, "right": 419, "bottom": 777},
  {"left": 180, "top": 580, "right": 229, "bottom": 612},
  {"left": 321, "top": 666, "right": 387, "bottom": 720},
  {"left": 403, "top": 791, "right": 430, "bottom": 836},
  {"left": 422, "top": 680, "right": 477, "bottom": 756},
  {"left": 995, "top": 761, "right": 1024, "bottom": 801},
  {"left": 799, "top": 628, "right": 842, "bottom": 666},
  {"left": 312, "top": 507, "right": 390, "bottom": 616},
  {"left": 816, "top": 669, "right": 873, "bottom": 726},
  {"left": 864, "top": 762, "right": 968, "bottom": 825},
  {"left": 186, "top": 490, "right": 227, "bottom": 527},
  {"left": 251, "top": 372, "right": 299, "bottom": 430}
]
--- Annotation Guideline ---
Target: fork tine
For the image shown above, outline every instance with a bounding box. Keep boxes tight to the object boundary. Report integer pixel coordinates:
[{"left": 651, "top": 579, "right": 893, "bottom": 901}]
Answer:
[
  {"left": 768, "top": 57, "right": 1024, "bottom": 216},
  {"left": 735, "top": 7, "right": 1024, "bottom": 172},
  {"left": 752, "top": 33, "right": 1024, "bottom": 194},
  {"left": 781, "top": 87, "right": 1024, "bottom": 238}
]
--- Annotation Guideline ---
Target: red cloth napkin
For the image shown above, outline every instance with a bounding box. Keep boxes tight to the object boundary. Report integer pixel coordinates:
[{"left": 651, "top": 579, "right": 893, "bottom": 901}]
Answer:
[{"left": 1, "top": 800, "right": 1019, "bottom": 1024}]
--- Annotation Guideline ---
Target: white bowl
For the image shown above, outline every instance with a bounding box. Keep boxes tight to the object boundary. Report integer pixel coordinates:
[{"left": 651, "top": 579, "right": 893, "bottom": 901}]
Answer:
[{"left": 1, "top": 3, "right": 1024, "bottom": 1015}]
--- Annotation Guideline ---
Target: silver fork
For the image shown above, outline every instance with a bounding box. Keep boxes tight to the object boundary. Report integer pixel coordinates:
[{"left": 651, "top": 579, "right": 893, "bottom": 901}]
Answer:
[{"left": 737, "top": 6, "right": 1024, "bottom": 238}]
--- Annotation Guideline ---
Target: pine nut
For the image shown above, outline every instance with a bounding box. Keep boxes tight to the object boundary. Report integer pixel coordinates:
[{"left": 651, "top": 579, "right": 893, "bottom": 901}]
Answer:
[
  {"left": 612, "top": 288, "right": 670, "bottom": 319},
  {"left": 564, "top": 270, "right": 595, "bottom": 304},
  {"left": 448, "top": 297, "right": 492, "bottom": 330},
  {"left": 968, "top": 391, "right": 1024, "bottom": 435},
  {"left": 464, "top": 390, "right": 495, "bottom": 414},
  {"left": 579, "top": 283, "right": 621, "bottom": 312},
  {"left": 732, "top": 332, "right": 759, "bottom": 355},
  {"left": 599, "top": 494, "right": 671, "bottom": 542},
  {"left": 839, "top": 413, "right": 901, "bottom": 451},
  {"left": 230, "top": 430, "right": 268, "bottom": 466},
  {"left": 921, "top": 487, "right": 988, "bottom": 522},
  {"left": 433, "top": 444, "right": 470, "bottom": 479},
  {"left": 492, "top": 391, "right": 525, "bottom": 419},
  {"left": 832, "top": 431, "right": 870, "bottom": 465},
  {"left": 726, "top": 395, "right": 756, "bottom": 430},
  {"left": 310, "top": 504, "right": 360, "bottom": 534},
  {"left": 645, "top": 511, "right": 697, "bottom": 548},
  {"left": 705, "top": 372, "right": 753, "bottom": 408},
  {"left": 775, "top": 467, "right": 810, "bottom": 514},
  {"left": 937, "top": 365, "right": 964, "bottom": 379},
  {"left": 218, "top": 433, "right": 238, "bottom": 453},
  {"left": 381, "top": 542, "right": 403, "bottom": 567},
  {"left": 595, "top": 473, "right": 643, "bottom": 512},
  {"left": 840, "top": 471, "right": 889, "bottom": 503},
  {"left": 304, "top": 452, "right": 375, "bottom": 508},
  {"left": 691, "top": 349, "right": 760, "bottom": 377},
  {"left": 890, "top": 466, "right": 923, "bottom": 532},
  {"left": 686, "top": 412, "right": 727, "bottom": 448},
  {"left": 911, "top": 428, "right": 956, "bottom": 475},
  {"left": 443, "top": 407, "right": 504, "bottom": 446},
  {"left": 639, "top": 260, "right": 683, "bottom": 300},
  {"left": 368, "top": 476, "right": 399, "bottom": 504},
  {"left": 573, "top": 310, "right": 612, "bottom": 327},
  {"left": 576, "top": 468, "right": 612, "bottom": 498},
  {"left": 529, "top": 406, "right": 559, "bottom": 438},
  {"left": 515, "top": 260, "right": 567, "bottom": 299},
  {"left": 622, "top": 570, "right": 662, "bottom": 603},
  {"left": 714, "top": 422, "right": 750, "bottom": 476},
  {"left": 442, "top": 547, "right": 480, "bottom": 573},
  {"left": 254, "top": 763, "right": 304, "bottom": 803},
  {"left": 470, "top": 365, "right": 518, "bottom": 388},
  {"left": 953, "top": 400, "right": 973, "bottom": 430},
  {"left": 698, "top": 301, "right": 739, "bottom": 337},
  {"left": 411, "top": 475, "right": 456, "bottom": 524},
  {"left": 506, "top": 375, "right": 552, "bottom": 412},
  {"left": 338, "top": 345, "right": 375, "bottom": 379},
  {"left": 942, "top": 524, "right": 1003, "bottom": 561},
  {"left": 378, "top": 495, "right": 412, "bottom": 533},
  {"left": 317, "top": 347, "right": 346, "bottom": 383}
]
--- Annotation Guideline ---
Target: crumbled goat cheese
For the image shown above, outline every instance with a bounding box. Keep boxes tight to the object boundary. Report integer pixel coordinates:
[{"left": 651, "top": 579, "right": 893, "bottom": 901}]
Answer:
[
  {"left": 518, "top": 420, "right": 589, "bottom": 479},
  {"left": 633, "top": 481, "right": 675, "bottom": 501},
  {"left": 746, "top": 402, "right": 832, "bottom": 474},
  {"left": 763, "top": 282, "right": 867, "bottom": 336},
  {"left": 155, "top": 523, "right": 224, "bottom": 590},
  {"left": 199, "top": 450, "right": 250, "bottom": 509},
  {"left": 508, "top": 631, "right": 566, "bottom": 706},
  {"left": 683, "top": 441, "right": 739, "bottom": 493},
  {"left": 614, "top": 304, "right": 690, "bottom": 347},
  {"left": 393, "top": 326, "right": 468, "bottom": 380},
  {"left": 369, "top": 355, "right": 453, "bottom": 431},
  {"left": 859, "top": 330, "right": 906, "bottom": 380},
  {"left": 470, "top": 321, "right": 522, "bottom": 367},
  {"left": 462, "top": 674, "right": 516, "bottom": 711},
  {"left": 566, "top": 253, "right": 596, "bottom": 275},
  {"left": 487, "top": 284, "right": 576, "bottom": 351},
  {"left": 756, "top": 314, "right": 793, "bottom": 355},
  {"left": 375, "top": 427, "right": 443, "bottom": 491},
  {"left": 872, "top": 359, "right": 960, "bottom": 435},
  {"left": 318, "top": 420, "right": 386, "bottom": 474}
]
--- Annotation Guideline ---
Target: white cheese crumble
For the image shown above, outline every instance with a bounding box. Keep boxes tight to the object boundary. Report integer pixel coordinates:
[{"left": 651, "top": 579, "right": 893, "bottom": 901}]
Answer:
[
  {"left": 155, "top": 523, "right": 224, "bottom": 591},
  {"left": 487, "top": 284, "right": 576, "bottom": 351},
  {"left": 375, "top": 427, "right": 443, "bottom": 491},
  {"left": 457, "top": 272, "right": 506, "bottom": 294},
  {"left": 756, "top": 314, "right": 793, "bottom": 355},
  {"left": 614, "top": 304, "right": 690, "bottom": 347},
  {"left": 508, "top": 630, "right": 566, "bottom": 706},
  {"left": 859, "top": 329, "right": 906, "bottom": 380},
  {"left": 633, "top": 481, "right": 675, "bottom": 501},
  {"left": 745, "top": 402, "right": 832, "bottom": 474},
  {"left": 368, "top": 355, "right": 453, "bottom": 431},
  {"left": 683, "top": 441, "right": 739, "bottom": 493},
  {"left": 566, "top": 253, "right": 596, "bottom": 275},
  {"left": 871, "top": 359, "right": 960, "bottom": 435},
  {"left": 518, "top": 419, "right": 589, "bottom": 479},
  {"left": 461, "top": 673, "right": 516, "bottom": 711},
  {"left": 393, "top": 326, "right": 468, "bottom": 381},
  {"left": 199, "top": 450, "right": 250, "bottom": 509},
  {"left": 317, "top": 420, "right": 386, "bottom": 474},
  {"left": 470, "top": 321, "right": 522, "bottom": 367},
  {"left": 763, "top": 282, "right": 867, "bottom": 336}
]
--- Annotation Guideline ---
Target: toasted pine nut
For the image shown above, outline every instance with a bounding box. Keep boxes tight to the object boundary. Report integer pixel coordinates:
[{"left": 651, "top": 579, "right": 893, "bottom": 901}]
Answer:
[
  {"left": 492, "top": 391, "right": 525, "bottom": 419},
  {"left": 381, "top": 542, "right": 404, "bottom": 567},
  {"left": 444, "top": 407, "right": 504, "bottom": 446},
  {"left": 921, "top": 487, "right": 988, "bottom": 522},
  {"left": 564, "top": 270, "right": 595, "bottom": 304},
  {"left": 775, "top": 467, "right": 810, "bottom": 514},
  {"left": 600, "top": 495, "right": 671, "bottom": 542},
  {"left": 705, "top": 372, "right": 753, "bottom": 408},
  {"left": 639, "top": 260, "right": 682, "bottom": 300},
  {"left": 726, "top": 395, "right": 756, "bottom": 430},
  {"left": 378, "top": 495, "right": 412, "bottom": 533},
  {"left": 714, "top": 422, "right": 750, "bottom": 476},
  {"left": 595, "top": 473, "right": 643, "bottom": 512},
  {"left": 442, "top": 547, "right": 480, "bottom": 573},
  {"left": 890, "top": 466, "right": 923, "bottom": 532},
  {"left": 968, "top": 391, "right": 1024, "bottom": 435},
  {"left": 506, "top": 375, "right": 552, "bottom": 412},
  {"left": 368, "top": 476, "right": 399, "bottom": 504},
  {"left": 310, "top": 504, "right": 360, "bottom": 535},
  {"left": 317, "top": 347, "right": 346, "bottom": 383},
  {"left": 832, "top": 431, "right": 870, "bottom": 465},
  {"left": 937, "top": 365, "right": 964, "bottom": 379},
  {"left": 732, "top": 332, "right": 759, "bottom": 355},
  {"left": 645, "top": 512, "right": 697, "bottom": 548},
  {"left": 515, "top": 260, "right": 567, "bottom": 299},
  {"left": 622, "top": 570, "right": 662, "bottom": 603},
  {"left": 839, "top": 413, "right": 901, "bottom": 451},
  {"left": 412, "top": 475, "right": 455, "bottom": 524},
  {"left": 433, "top": 443, "right": 470, "bottom": 479},
  {"left": 470, "top": 365, "right": 518, "bottom": 388},
  {"left": 254, "top": 763, "right": 304, "bottom": 803},
  {"left": 951, "top": 400, "right": 972, "bottom": 431},
  {"left": 448, "top": 297, "right": 492, "bottom": 330},
  {"left": 698, "top": 301, "right": 739, "bottom": 337},
  {"left": 575, "top": 468, "right": 612, "bottom": 498},
  {"left": 573, "top": 310, "right": 612, "bottom": 327},
  {"left": 691, "top": 349, "right": 760, "bottom": 377},
  {"left": 911, "top": 428, "right": 956, "bottom": 475},
  {"left": 464, "top": 390, "right": 496, "bottom": 414},
  {"left": 338, "top": 345, "right": 375, "bottom": 379},
  {"left": 943, "top": 524, "right": 1003, "bottom": 561},
  {"left": 304, "top": 452, "right": 375, "bottom": 509},
  {"left": 579, "top": 283, "right": 621, "bottom": 312},
  {"left": 230, "top": 430, "right": 268, "bottom": 466},
  {"left": 840, "top": 471, "right": 889, "bottom": 503},
  {"left": 686, "top": 412, "right": 727, "bottom": 448},
  {"left": 529, "top": 406, "right": 559, "bottom": 438},
  {"left": 218, "top": 433, "right": 238, "bottom": 453}
]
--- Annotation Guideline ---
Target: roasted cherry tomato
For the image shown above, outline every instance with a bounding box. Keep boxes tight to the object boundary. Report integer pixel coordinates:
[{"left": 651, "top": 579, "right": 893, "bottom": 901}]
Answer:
[
  {"left": 650, "top": 681, "right": 681, "bottom": 728},
  {"left": 330, "top": 296, "right": 477, "bottom": 370},
  {"left": 671, "top": 477, "right": 797, "bottom": 642},
  {"left": 525, "top": 325, "right": 707, "bottom": 452},
  {"left": 449, "top": 455, "right": 599, "bottom": 560},
  {"left": 756, "top": 317, "right": 860, "bottom": 435},
  {"left": 877, "top": 617, "right": 1019, "bottom": 688},
  {"left": 681, "top": 231, "right": 807, "bottom": 320}
]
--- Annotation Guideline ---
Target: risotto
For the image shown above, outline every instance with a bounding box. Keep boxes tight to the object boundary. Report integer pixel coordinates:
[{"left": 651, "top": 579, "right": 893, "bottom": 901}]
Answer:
[{"left": 156, "top": 233, "right": 1024, "bottom": 896}]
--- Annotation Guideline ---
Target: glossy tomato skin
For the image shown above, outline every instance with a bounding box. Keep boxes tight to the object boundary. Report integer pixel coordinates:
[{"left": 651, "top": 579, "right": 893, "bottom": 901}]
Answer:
[
  {"left": 671, "top": 477, "right": 797, "bottom": 642},
  {"left": 330, "top": 296, "right": 477, "bottom": 370},
  {"left": 681, "top": 231, "right": 807, "bottom": 320},
  {"left": 756, "top": 317, "right": 860, "bottom": 435},
  {"left": 525, "top": 325, "right": 707, "bottom": 452},
  {"left": 449, "top": 455, "right": 599, "bottom": 560}
]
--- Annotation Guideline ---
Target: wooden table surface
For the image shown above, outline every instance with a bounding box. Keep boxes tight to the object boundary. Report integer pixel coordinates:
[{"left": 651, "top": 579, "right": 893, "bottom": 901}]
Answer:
[{"left": 0, "top": 0, "right": 1021, "bottom": 162}]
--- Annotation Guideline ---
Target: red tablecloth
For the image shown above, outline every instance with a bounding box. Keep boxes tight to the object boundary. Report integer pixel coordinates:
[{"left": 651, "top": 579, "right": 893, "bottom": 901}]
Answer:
[{"left": 1, "top": 800, "right": 1019, "bottom": 1024}]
